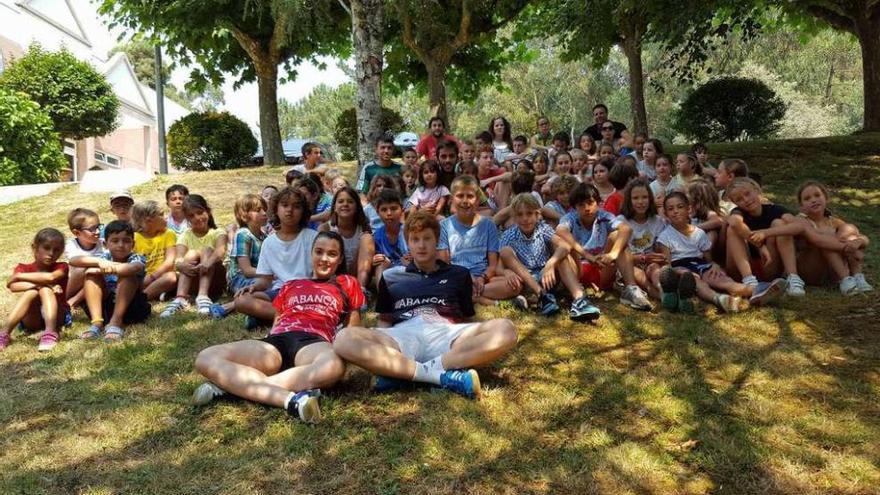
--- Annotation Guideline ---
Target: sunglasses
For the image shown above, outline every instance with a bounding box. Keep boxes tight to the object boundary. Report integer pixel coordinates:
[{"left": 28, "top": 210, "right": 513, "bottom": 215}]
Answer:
[{"left": 78, "top": 225, "right": 101, "bottom": 234}]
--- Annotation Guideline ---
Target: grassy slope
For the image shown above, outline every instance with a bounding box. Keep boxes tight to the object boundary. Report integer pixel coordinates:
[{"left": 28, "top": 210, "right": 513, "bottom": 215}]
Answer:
[{"left": 0, "top": 136, "right": 878, "bottom": 495}]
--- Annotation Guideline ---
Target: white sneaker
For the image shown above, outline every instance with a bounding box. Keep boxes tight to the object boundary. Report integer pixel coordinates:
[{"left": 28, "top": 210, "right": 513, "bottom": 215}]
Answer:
[
  {"left": 620, "top": 285, "right": 653, "bottom": 311},
  {"left": 853, "top": 273, "right": 874, "bottom": 293},
  {"left": 839, "top": 276, "right": 859, "bottom": 296},
  {"left": 716, "top": 294, "right": 747, "bottom": 313},
  {"left": 192, "top": 382, "right": 226, "bottom": 406},
  {"left": 160, "top": 297, "right": 190, "bottom": 318},
  {"left": 786, "top": 274, "right": 806, "bottom": 297}
]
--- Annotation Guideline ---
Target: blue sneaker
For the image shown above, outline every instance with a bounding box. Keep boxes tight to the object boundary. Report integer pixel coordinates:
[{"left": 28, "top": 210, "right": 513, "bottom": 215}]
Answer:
[
  {"left": 569, "top": 296, "right": 601, "bottom": 322},
  {"left": 62, "top": 309, "right": 73, "bottom": 328},
  {"left": 749, "top": 278, "right": 787, "bottom": 306},
  {"left": 286, "top": 389, "right": 322, "bottom": 423},
  {"left": 439, "top": 369, "right": 481, "bottom": 399},
  {"left": 373, "top": 375, "right": 413, "bottom": 393},
  {"left": 209, "top": 303, "right": 228, "bottom": 320},
  {"left": 538, "top": 293, "right": 560, "bottom": 317}
]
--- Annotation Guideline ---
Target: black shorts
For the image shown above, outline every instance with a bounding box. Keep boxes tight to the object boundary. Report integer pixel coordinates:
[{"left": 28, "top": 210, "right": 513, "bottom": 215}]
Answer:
[
  {"left": 84, "top": 291, "right": 151, "bottom": 324},
  {"left": 260, "top": 331, "right": 326, "bottom": 371}
]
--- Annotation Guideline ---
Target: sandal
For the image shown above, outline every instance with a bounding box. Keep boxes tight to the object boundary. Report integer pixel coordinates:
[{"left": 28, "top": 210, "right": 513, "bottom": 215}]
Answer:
[
  {"left": 81, "top": 324, "right": 102, "bottom": 340},
  {"left": 38, "top": 330, "right": 60, "bottom": 351},
  {"left": 104, "top": 325, "right": 124, "bottom": 342}
]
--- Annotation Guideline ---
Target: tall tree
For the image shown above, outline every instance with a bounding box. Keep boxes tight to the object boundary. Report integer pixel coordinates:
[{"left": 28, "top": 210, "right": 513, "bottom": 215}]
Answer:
[
  {"left": 523, "top": 0, "right": 752, "bottom": 135},
  {"left": 783, "top": 1, "right": 880, "bottom": 131},
  {"left": 345, "top": 0, "right": 385, "bottom": 165},
  {"left": 100, "top": 0, "right": 349, "bottom": 165},
  {"left": 385, "top": 0, "right": 531, "bottom": 124}
]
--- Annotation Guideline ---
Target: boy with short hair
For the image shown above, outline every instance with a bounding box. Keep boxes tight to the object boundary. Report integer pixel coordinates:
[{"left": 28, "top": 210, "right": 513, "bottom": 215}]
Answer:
[
  {"left": 372, "top": 189, "right": 410, "bottom": 286},
  {"left": 165, "top": 184, "right": 190, "bottom": 235},
  {"left": 64, "top": 208, "right": 103, "bottom": 307},
  {"left": 500, "top": 193, "right": 596, "bottom": 320},
  {"left": 356, "top": 136, "right": 403, "bottom": 194},
  {"left": 439, "top": 176, "right": 517, "bottom": 305},
  {"left": 556, "top": 182, "right": 649, "bottom": 318},
  {"left": 715, "top": 158, "right": 748, "bottom": 215},
  {"left": 109, "top": 191, "right": 134, "bottom": 222},
  {"left": 333, "top": 211, "right": 518, "bottom": 399},
  {"left": 71, "top": 220, "right": 150, "bottom": 341}
]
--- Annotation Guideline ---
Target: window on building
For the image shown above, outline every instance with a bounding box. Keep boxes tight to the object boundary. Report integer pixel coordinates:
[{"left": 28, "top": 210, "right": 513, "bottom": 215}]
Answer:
[{"left": 94, "top": 150, "right": 121, "bottom": 168}]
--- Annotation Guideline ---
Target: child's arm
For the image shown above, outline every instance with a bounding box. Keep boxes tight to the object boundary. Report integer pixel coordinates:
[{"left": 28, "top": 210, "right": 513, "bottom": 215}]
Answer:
[
  {"left": 146, "top": 245, "right": 177, "bottom": 285},
  {"left": 751, "top": 215, "right": 845, "bottom": 252},
  {"left": 114, "top": 259, "right": 145, "bottom": 277},
  {"left": 200, "top": 233, "right": 229, "bottom": 268},
  {"left": 8, "top": 266, "right": 67, "bottom": 287},
  {"left": 174, "top": 244, "right": 198, "bottom": 277},
  {"left": 541, "top": 206, "right": 563, "bottom": 223},
  {"left": 556, "top": 225, "right": 592, "bottom": 262},
  {"left": 726, "top": 214, "right": 752, "bottom": 239},
  {"left": 69, "top": 255, "right": 114, "bottom": 271},
  {"left": 310, "top": 209, "right": 332, "bottom": 224},
  {"left": 485, "top": 251, "right": 499, "bottom": 279},
  {"left": 434, "top": 195, "right": 448, "bottom": 215},
  {"left": 596, "top": 223, "right": 631, "bottom": 266},
  {"left": 695, "top": 211, "right": 726, "bottom": 232},
  {"left": 492, "top": 205, "right": 512, "bottom": 227},
  {"left": 480, "top": 172, "right": 512, "bottom": 188}
]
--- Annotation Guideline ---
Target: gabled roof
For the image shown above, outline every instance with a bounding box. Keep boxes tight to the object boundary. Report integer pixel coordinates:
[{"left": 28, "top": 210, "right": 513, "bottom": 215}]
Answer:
[
  {"left": 103, "top": 52, "right": 153, "bottom": 119},
  {"left": 16, "top": 0, "right": 90, "bottom": 47}
]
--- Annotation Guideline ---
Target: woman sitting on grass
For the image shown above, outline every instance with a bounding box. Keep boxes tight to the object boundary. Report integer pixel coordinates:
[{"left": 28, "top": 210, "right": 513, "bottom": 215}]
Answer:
[{"left": 192, "top": 231, "right": 364, "bottom": 422}]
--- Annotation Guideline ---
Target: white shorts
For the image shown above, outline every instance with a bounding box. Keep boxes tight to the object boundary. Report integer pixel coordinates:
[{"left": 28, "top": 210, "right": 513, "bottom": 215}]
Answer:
[{"left": 377, "top": 316, "right": 478, "bottom": 362}]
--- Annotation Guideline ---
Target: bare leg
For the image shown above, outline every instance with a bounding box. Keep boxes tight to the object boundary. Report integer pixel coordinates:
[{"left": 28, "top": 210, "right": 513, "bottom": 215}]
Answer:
[
  {"left": 725, "top": 226, "right": 753, "bottom": 281},
  {"left": 333, "top": 326, "right": 415, "bottom": 379},
  {"left": 702, "top": 271, "right": 751, "bottom": 297},
  {"left": 559, "top": 256, "right": 586, "bottom": 299},
  {"left": 197, "top": 261, "right": 215, "bottom": 298},
  {"left": 500, "top": 247, "right": 542, "bottom": 295},
  {"left": 37, "top": 287, "right": 59, "bottom": 333},
  {"left": 176, "top": 250, "right": 201, "bottom": 299},
  {"left": 770, "top": 219, "right": 798, "bottom": 276},
  {"left": 481, "top": 278, "right": 519, "bottom": 301},
  {"left": 107, "top": 276, "right": 138, "bottom": 328},
  {"left": 236, "top": 293, "right": 276, "bottom": 321},
  {"left": 196, "top": 341, "right": 343, "bottom": 408},
  {"left": 442, "top": 319, "right": 517, "bottom": 369},
  {"left": 66, "top": 267, "right": 86, "bottom": 307},
  {"left": 357, "top": 235, "right": 375, "bottom": 289},
  {"left": 143, "top": 271, "right": 177, "bottom": 300},
  {"left": 1, "top": 289, "right": 39, "bottom": 335},
  {"left": 83, "top": 272, "right": 106, "bottom": 326}
]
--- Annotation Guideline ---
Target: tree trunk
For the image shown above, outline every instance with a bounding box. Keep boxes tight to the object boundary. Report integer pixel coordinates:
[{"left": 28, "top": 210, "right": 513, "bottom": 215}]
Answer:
[
  {"left": 255, "top": 64, "right": 284, "bottom": 166},
  {"left": 856, "top": 18, "right": 880, "bottom": 131},
  {"left": 426, "top": 61, "right": 449, "bottom": 125},
  {"left": 621, "top": 35, "right": 649, "bottom": 135},
  {"left": 351, "top": 0, "right": 384, "bottom": 168}
]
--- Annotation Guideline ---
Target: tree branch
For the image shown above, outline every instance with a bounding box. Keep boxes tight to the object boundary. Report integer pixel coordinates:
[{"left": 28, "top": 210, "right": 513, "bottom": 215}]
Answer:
[
  {"left": 268, "top": 2, "right": 292, "bottom": 63},
  {"left": 229, "top": 25, "right": 267, "bottom": 65},
  {"left": 399, "top": 5, "right": 427, "bottom": 60},
  {"left": 450, "top": 0, "right": 472, "bottom": 50},
  {"left": 336, "top": 0, "right": 352, "bottom": 17},
  {"left": 805, "top": 3, "right": 855, "bottom": 34}
]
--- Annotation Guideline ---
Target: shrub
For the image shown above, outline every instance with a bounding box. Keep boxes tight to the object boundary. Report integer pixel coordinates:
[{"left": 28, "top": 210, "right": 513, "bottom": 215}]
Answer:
[
  {"left": 0, "top": 88, "right": 67, "bottom": 186},
  {"left": 675, "top": 77, "right": 787, "bottom": 142},
  {"left": 167, "top": 111, "right": 258, "bottom": 171},
  {"left": 334, "top": 107, "right": 405, "bottom": 160},
  {"left": 0, "top": 43, "right": 119, "bottom": 140}
]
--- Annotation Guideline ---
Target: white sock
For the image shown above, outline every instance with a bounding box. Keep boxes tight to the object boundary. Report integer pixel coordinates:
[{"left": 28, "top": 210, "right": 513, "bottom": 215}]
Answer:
[
  {"left": 412, "top": 357, "right": 445, "bottom": 385},
  {"left": 742, "top": 275, "right": 758, "bottom": 287}
]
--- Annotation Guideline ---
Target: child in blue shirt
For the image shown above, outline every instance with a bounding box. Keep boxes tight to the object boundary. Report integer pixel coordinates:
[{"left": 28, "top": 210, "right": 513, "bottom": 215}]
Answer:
[
  {"left": 438, "top": 176, "right": 516, "bottom": 305},
  {"left": 372, "top": 189, "right": 410, "bottom": 288},
  {"left": 70, "top": 220, "right": 150, "bottom": 342},
  {"left": 500, "top": 193, "right": 595, "bottom": 320}
]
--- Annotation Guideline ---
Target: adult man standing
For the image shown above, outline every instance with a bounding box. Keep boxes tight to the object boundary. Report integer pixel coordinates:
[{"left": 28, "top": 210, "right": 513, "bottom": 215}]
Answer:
[
  {"left": 356, "top": 136, "right": 403, "bottom": 194},
  {"left": 415, "top": 117, "right": 458, "bottom": 160},
  {"left": 333, "top": 211, "right": 518, "bottom": 399},
  {"left": 584, "top": 104, "right": 629, "bottom": 142}
]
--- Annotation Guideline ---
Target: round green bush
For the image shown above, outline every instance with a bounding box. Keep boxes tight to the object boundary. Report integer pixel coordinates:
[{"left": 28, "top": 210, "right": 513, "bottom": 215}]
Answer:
[
  {"left": 0, "top": 88, "right": 67, "bottom": 186},
  {"left": 0, "top": 43, "right": 119, "bottom": 140},
  {"left": 675, "top": 77, "right": 787, "bottom": 142},
  {"left": 334, "top": 107, "right": 405, "bottom": 160},
  {"left": 167, "top": 111, "right": 258, "bottom": 171}
]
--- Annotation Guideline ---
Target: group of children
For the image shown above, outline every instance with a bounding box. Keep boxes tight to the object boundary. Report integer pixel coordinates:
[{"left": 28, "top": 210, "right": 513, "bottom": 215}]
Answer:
[{"left": 1, "top": 120, "right": 873, "bottom": 355}]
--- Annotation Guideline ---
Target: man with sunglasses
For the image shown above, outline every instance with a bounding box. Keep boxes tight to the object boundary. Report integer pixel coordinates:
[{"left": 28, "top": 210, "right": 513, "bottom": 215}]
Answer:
[{"left": 584, "top": 104, "right": 629, "bottom": 143}]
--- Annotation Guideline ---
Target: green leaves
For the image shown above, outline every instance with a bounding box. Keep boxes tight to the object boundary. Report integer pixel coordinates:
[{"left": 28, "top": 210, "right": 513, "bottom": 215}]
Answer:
[
  {"left": 0, "top": 44, "right": 120, "bottom": 140},
  {"left": 167, "top": 111, "right": 258, "bottom": 171},
  {"left": 0, "top": 89, "right": 67, "bottom": 186}
]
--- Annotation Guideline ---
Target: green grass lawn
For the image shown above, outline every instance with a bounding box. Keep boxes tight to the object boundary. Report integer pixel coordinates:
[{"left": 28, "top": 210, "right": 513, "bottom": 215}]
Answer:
[{"left": 1, "top": 136, "right": 878, "bottom": 494}]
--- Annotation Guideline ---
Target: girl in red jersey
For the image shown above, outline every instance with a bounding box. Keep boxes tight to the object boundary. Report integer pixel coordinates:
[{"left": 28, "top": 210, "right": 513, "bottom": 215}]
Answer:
[{"left": 192, "top": 231, "right": 364, "bottom": 422}]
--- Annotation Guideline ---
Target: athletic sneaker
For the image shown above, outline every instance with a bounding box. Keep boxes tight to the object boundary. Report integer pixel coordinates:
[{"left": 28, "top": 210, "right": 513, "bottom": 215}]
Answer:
[
  {"left": 209, "top": 303, "right": 228, "bottom": 320},
  {"left": 839, "top": 276, "right": 859, "bottom": 296},
  {"left": 786, "top": 274, "right": 806, "bottom": 297},
  {"left": 160, "top": 297, "right": 189, "bottom": 318},
  {"left": 620, "top": 285, "right": 653, "bottom": 311},
  {"left": 511, "top": 295, "right": 529, "bottom": 312},
  {"left": 659, "top": 266, "right": 680, "bottom": 311},
  {"left": 677, "top": 272, "right": 697, "bottom": 314},
  {"left": 439, "top": 369, "right": 481, "bottom": 399},
  {"left": 37, "top": 330, "right": 59, "bottom": 351},
  {"left": 0, "top": 332, "right": 10, "bottom": 350},
  {"left": 373, "top": 375, "right": 413, "bottom": 393},
  {"left": 192, "top": 382, "right": 226, "bottom": 406},
  {"left": 286, "top": 389, "right": 322, "bottom": 422},
  {"left": 569, "top": 296, "right": 601, "bottom": 322},
  {"left": 62, "top": 310, "right": 73, "bottom": 328},
  {"left": 749, "top": 278, "right": 787, "bottom": 306},
  {"left": 854, "top": 273, "right": 874, "bottom": 293},
  {"left": 715, "top": 294, "right": 747, "bottom": 313},
  {"left": 538, "top": 293, "right": 560, "bottom": 316},
  {"left": 195, "top": 296, "right": 213, "bottom": 315}
]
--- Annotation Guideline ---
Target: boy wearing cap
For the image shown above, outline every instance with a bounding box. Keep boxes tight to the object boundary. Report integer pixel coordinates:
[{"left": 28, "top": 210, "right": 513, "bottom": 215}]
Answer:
[{"left": 110, "top": 191, "right": 134, "bottom": 222}]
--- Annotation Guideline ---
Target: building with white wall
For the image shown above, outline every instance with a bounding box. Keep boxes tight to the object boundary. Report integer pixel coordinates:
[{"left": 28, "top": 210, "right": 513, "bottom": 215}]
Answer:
[{"left": 0, "top": 0, "right": 188, "bottom": 183}]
